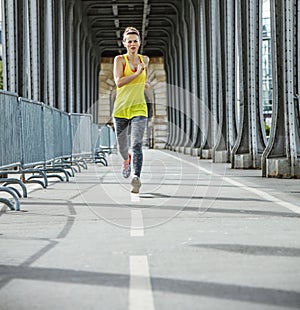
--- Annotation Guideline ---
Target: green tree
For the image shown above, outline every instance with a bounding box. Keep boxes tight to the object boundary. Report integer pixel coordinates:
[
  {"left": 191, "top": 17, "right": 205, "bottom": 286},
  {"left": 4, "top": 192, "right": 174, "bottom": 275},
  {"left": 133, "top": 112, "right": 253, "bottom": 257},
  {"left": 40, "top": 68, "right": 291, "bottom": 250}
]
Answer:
[{"left": 264, "top": 122, "right": 270, "bottom": 137}]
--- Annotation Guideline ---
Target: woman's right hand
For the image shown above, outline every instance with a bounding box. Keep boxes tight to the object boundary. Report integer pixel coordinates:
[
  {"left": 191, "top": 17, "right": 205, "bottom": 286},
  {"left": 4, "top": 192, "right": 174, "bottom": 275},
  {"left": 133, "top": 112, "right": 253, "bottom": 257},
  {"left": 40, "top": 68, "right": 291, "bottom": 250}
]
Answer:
[{"left": 136, "top": 63, "right": 147, "bottom": 75}]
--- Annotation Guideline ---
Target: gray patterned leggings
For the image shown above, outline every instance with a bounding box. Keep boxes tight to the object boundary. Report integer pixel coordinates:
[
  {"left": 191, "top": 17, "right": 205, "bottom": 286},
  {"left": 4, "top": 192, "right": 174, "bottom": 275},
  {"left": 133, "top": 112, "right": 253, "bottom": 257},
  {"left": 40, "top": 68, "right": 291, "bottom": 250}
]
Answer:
[{"left": 114, "top": 116, "right": 147, "bottom": 178}]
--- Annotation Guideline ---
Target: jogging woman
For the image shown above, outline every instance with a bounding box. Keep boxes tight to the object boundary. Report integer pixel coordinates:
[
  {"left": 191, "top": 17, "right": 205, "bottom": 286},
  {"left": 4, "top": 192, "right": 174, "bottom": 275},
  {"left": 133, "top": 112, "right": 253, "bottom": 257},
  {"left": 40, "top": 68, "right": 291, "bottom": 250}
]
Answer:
[{"left": 113, "top": 26, "right": 150, "bottom": 194}]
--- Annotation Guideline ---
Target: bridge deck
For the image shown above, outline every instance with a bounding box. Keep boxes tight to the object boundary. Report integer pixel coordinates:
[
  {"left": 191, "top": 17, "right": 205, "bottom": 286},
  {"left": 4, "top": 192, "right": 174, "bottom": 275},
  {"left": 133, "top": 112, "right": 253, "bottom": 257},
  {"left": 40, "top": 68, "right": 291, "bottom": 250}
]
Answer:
[{"left": 0, "top": 149, "right": 300, "bottom": 309}]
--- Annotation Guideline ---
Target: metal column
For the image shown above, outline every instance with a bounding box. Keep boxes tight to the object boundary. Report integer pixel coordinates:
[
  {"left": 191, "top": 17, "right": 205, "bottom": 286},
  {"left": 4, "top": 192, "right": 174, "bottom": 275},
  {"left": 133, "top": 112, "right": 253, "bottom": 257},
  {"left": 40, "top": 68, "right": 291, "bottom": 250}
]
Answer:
[
  {"left": 28, "top": 0, "right": 40, "bottom": 101},
  {"left": 66, "top": 0, "right": 75, "bottom": 113},
  {"left": 57, "top": 0, "right": 67, "bottom": 111},
  {"left": 75, "top": 12, "right": 82, "bottom": 113},
  {"left": 262, "top": 0, "right": 300, "bottom": 177},
  {"left": 213, "top": 0, "right": 237, "bottom": 163},
  {"left": 201, "top": 0, "right": 218, "bottom": 159},
  {"left": 2, "top": 0, "right": 17, "bottom": 92},
  {"left": 231, "top": 0, "right": 266, "bottom": 169}
]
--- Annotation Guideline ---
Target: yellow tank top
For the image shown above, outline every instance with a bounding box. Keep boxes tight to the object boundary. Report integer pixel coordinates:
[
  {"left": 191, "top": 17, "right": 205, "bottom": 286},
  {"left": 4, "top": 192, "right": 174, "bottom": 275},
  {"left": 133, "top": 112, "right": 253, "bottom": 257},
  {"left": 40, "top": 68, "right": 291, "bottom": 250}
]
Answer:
[{"left": 113, "top": 54, "right": 148, "bottom": 119}]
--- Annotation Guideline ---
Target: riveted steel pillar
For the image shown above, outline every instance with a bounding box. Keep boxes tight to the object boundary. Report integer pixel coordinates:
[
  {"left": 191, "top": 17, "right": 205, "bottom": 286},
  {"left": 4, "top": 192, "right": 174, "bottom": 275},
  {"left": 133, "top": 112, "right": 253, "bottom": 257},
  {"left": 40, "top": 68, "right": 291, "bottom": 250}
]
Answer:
[
  {"left": 81, "top": 34, "right": 87, "bottom": 113},
  {"left": 212, "top": 0, "right": 227, "bottom": 163},
  {"left": 94, "top": 62, "right": 100, "bottom": 124},
  {"left": 66, "top": 0, "right": 75, "bottom": 113},
  {"left": 226, "top": 0, "right": 238, "bottom": 153},
  {"left": 179, "top": 1, "right": 192, "bottom": 152},
  {"left": 86, "top": 45, "right": 91, "bottom": 114},
  {"left": 166, "top": 48, "right": 175, "bottom": 147},
  {"left": 44, "top": 0, "right": 55, "bottom": 106},
  {"left": 2, "top": 0, "right": 17, "bottom": 92},
  {"left": 168, "top": 26, "right": 179, "bottom": 148},
  {"left": 89, "top": 51, "right": 95, "bottom": 117},
  {"left": 262, "top": 0, "right": 300, "bottom": 178},
  {"left": 184, "top": 0, "right": 198, "bottom": 155},
  {"left": 164, "top": 27, "right": 175, "bottom": 147},
  {"left": 16, "top": 0, "right": 26, "bottom": 97},
  {"left": 213, "top": 0, "right": 237, "bottom": 163},
  {"left": 56, "top": 0, "right": 67, "bottom": 110},
  {"left": 173, "top": 25, "right": 184, "bottom": 149},
  {"left": 189, "top": 0, "right": 202, "bottom": 156},
  {"left": 201, "top": 0, "right": 219, "bottom": 159},
  {"left": 231, "top": 0, "right": 266, "bottom": 169},
  {"left": 75, "top": 12, "right": 82, "bottom": 113},
  {"left": 28, "top": 0, "right": 40, "bottom": 101},
  {"left": 91, "top": 54, "right": 98, "bottom": 123},
  {"left": 197, "top": 0, "right": 209, "bottom": 156}
]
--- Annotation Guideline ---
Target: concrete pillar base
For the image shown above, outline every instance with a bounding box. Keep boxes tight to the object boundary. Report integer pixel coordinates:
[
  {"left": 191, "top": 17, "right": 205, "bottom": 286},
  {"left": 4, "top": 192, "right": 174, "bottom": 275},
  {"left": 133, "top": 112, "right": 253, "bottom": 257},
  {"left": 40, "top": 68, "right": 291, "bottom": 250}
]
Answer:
[
  {"left": 266, "top": 158, "right": 300, "bottom": 178},
  {"left": 201, "top": 149, "right": 212, "bottom": 159},
  {"left": 175, "top": 146, "right": 185, "bottom": 153},
  {"left": 214, "top": 150, "right": 229, "bottom": 163},
  {"left": 233, "top": 154, "right": 262, "bottom": 169},
  {"left": 174, "top": 146, "right": 182, "bottom": 153},
  {"left": 191, "top": 148, "right": 200, "bottom": 157},
  {"left": 184, "top": 147, "right": 192, "bottom": 155},
  {"left": 154, "top": 142, "right": 167, "bottom": 149}
]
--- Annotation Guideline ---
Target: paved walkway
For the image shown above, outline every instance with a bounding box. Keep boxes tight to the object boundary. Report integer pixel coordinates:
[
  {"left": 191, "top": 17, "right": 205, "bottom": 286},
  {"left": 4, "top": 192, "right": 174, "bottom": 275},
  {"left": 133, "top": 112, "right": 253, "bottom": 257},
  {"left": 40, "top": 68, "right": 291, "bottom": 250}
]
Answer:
[{"left": 1, "top": 149, "right": 300, "bottom": 310}]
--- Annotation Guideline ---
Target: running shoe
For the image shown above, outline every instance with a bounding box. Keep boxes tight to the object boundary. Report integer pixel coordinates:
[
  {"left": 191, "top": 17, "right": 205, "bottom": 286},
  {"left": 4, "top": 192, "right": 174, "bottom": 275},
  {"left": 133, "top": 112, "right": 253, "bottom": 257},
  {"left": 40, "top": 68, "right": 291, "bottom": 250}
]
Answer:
[
  {"left": 122, "top": 153, "right": 132, "bottom": 178},
  {"left": 131, "top": 175, "right": 141, "bottom": 194}
]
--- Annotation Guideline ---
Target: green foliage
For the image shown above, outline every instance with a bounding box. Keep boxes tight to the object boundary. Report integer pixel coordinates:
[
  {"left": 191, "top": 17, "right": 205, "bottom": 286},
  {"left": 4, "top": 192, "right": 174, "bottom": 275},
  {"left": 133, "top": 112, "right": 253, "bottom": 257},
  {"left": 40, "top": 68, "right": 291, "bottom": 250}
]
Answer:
[{"left": 264, "top": 122, "right": 270, "bottom": 137}]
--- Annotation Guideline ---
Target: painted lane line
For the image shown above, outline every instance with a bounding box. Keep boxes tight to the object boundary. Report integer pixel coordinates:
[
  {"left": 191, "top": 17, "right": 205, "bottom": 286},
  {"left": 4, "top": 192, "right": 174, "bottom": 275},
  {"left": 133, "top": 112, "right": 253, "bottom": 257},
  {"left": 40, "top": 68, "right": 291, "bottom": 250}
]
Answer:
[
  {"left": 129, "top": 255, "right": 155, "bottom": 310},
  {"left": 131, "top": 210, "right": 144, "bottom": 237},
  {"left": 223, "top": 177, "right": 300, "bottom": 215},
  {"left": 131, "top": 193, "right": 140, "bottom": 202},
  {"left": 163, "top": 151, "right": 300, "bottom": 215}
]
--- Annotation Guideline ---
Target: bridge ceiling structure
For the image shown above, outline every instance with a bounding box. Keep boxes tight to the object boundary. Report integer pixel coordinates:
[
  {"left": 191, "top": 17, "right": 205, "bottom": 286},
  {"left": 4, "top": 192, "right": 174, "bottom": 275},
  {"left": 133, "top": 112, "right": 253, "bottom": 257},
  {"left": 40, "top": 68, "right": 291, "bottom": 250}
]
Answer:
[{"left": 81, "top": 0, "right": 178, "bottom": 57}]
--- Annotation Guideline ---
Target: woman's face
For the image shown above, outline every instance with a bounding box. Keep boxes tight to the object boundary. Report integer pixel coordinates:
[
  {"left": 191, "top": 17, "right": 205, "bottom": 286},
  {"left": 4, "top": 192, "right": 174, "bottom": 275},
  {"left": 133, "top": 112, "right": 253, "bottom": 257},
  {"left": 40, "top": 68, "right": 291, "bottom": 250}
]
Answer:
[{"left": 123, "top": 34, "right": 140, "bottom": 53}]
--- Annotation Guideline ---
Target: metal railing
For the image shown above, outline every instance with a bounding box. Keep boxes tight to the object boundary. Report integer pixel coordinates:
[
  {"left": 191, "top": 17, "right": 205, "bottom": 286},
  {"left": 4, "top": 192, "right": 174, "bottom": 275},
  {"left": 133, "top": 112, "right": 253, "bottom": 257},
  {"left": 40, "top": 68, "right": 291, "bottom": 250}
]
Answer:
[{"left": 0, "top": 91, "right": 114, "bottom": 211}]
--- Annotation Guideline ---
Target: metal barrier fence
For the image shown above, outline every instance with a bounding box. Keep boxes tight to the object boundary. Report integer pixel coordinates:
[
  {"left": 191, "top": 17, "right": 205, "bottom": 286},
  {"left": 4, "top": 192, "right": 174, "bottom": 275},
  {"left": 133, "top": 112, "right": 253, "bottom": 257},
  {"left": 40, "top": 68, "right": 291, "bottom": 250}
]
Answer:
[
  {"left": 0, "top": 91, "right": 22, "bottom": 211},
  {"left": 0, "top": 91, "right": 21, "bottom": 169},
  {"left": 0, "top": 91, "right": 112, "bottom": 211},
  {"left": 20, "top": 98, "right": 45, "bottom": 167},
  {"left": 98, "top": 124, "right": 117, "bottom": 154}
]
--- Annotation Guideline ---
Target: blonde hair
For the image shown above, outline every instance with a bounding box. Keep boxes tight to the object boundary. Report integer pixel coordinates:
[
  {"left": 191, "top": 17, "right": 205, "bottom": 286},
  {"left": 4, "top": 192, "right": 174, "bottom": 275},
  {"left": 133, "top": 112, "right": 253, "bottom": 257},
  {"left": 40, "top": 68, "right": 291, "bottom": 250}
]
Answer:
[{"left": 123, "top": 27, "right": 140, "bottom": 41}]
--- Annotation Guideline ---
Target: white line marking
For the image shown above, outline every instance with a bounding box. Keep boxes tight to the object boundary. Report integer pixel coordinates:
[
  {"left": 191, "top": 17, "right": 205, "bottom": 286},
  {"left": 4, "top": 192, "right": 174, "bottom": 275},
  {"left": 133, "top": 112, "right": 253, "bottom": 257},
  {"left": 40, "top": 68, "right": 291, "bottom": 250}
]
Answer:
[
  {"left": 131, "top": 210, "right": 144, "bottom": 237},
  {"left": 164, "top": 152, "right": 300, "bottom": 215},
  {"left": 129, "top": 255, "right": 155, "bottom": 310},
  {"left": 131, "top": 193, "right": 140, "bottom": 202}
]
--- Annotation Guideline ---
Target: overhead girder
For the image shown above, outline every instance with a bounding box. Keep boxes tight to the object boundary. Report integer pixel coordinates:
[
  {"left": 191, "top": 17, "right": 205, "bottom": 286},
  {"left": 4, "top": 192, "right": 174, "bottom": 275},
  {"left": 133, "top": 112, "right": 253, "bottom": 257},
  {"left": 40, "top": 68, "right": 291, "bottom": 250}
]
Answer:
[{"left": 81, "top": 0, "right": 180, "bottom": 57}]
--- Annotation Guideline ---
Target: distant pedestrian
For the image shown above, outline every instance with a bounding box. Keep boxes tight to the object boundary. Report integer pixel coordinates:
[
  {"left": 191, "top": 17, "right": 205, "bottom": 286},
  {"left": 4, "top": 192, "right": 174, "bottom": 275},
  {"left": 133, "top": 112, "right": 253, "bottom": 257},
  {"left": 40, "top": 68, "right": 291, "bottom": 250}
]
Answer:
[{"left": 112, "top": 26, "right": 150, "bottom": 194}]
